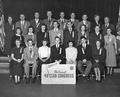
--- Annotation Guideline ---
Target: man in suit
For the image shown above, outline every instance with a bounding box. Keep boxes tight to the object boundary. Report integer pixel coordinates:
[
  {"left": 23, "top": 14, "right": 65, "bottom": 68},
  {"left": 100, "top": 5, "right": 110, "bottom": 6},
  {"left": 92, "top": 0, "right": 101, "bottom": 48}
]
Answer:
[
  {"left": 77, "top": 36, "right": 92, "bottom": 77},
  {"left": 23, "top": 39, "right": 38, "bottom": 83},
  {"left": 69, "top": 13, "right": 79, "bottom": 30},
  {"left": 58, "top": 12, "right": 68, "bottom": 30},
  {"left": 89, "top": 26, "right": 104, "bottom": 48},
  {"left": 63, "top": 21, "right": 78, "bottom": 48},
  {"left": 91, "top": 14, "right": 101, "bottom": 33},
  {"left": 50, "top": 36, "right": 65, "bottom": 63},
  {"left": 78, "top": 14, "right": 91, "bottom": 33},
  {"left": 15, "top": 14, "right": 30, "bottom": 37},
  {"left": 30, "top": 12, "right": 42, "bottom": 35},
  {"left": 49, "top": 21, "right": 63, "bottom": 47},
  {"left": 42, "top": 11, "right": 56, "bottom": 31},
  {"left": 101, "top": 17, "right": 115, "bottom": 36}
]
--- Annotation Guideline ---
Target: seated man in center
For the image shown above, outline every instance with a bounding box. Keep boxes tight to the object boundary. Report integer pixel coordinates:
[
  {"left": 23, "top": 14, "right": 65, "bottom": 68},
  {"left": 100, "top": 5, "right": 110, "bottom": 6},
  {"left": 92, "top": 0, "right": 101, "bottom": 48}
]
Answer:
[
  {"left": 50, "top": 36, "right": 65, "bottom": 64},
  {"left": 77, "top": 36, "right": 92, "bottom": 77},
  {"left": 23, "top": 39, "right": 38, "bottom": 83}
]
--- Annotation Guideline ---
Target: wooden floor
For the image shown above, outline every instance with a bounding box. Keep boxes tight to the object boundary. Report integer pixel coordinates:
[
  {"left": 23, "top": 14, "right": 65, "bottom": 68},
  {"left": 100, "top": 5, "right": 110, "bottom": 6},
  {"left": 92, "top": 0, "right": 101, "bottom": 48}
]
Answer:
[{"left": 0, "top": 74, "right": 120, "bottom": 97}]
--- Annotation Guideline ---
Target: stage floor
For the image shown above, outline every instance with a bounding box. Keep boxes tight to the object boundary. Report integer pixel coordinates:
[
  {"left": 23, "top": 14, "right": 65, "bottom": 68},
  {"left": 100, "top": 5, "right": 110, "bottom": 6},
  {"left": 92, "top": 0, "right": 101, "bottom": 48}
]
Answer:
[{"left": 0, "top": 74, "right": 120, "bottom": 97}]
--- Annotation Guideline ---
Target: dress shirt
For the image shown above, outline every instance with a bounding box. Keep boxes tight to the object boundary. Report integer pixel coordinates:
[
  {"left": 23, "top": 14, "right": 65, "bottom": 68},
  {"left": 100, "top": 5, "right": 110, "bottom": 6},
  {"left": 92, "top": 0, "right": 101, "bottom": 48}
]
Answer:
[{"left": 38, "top": 46, "right": 50, "bottom": 58}]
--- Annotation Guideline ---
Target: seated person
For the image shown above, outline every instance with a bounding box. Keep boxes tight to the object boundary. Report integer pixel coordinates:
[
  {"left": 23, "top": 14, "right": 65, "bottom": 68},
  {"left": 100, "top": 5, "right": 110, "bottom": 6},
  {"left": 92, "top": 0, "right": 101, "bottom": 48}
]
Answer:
[
  {"left": 37, "top": 39, "right": 51, "bottom": 75},
  {"left": 92, "top": 40, "right": 106, "bottom": 82},
  {"left": 50, "top": 36, "right": 65, "bottom": 64},
  {"left": 77, "top": 36, "right": 92, "bottom": 77},
  {"left": 23, "top": 39, "right": 38, "bottom": 83},
  {"left": 65, "top": 40, "right": 77, "bottom": 64},
  {"left": 10, "top": 39, "right": 24, "bottom": 85}
]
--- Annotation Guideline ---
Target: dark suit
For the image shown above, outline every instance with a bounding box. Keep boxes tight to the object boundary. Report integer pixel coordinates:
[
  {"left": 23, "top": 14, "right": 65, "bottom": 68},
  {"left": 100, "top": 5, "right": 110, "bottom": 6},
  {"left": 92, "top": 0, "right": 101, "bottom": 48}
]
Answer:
[
  {"left": 30, "top": 19, "right": 42, "bottom": 34},
  {"left": 63, "top": 28, "right": 78, "bottom": 47},
  {"left": 91, "top": 21, "right": 101, "bottom": 32},
  {"left": 37, "top": 31, "right": 49, "bottom": 47},
  {"left": 77, "top": 44, "right": 92, "bottom": 76},
  {"left": 89, "top": 31, "right": 104, "bottom": 48},
  {"left": 101, "top": 23, "right": 115, "bottom": 36},
  {"left": 50, "top": 45, "right": 65, "bottom": 63}
]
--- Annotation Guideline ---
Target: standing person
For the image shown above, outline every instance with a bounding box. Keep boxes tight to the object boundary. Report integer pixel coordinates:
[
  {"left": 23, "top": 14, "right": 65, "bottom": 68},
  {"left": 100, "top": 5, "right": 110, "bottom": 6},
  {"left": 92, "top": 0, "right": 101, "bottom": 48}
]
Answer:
[
  {"left": 4, "top": 16, "right": 14, "bottom": 56},
  {"left": 104, "top": 28, "right": 117, "bottom": 75},
  {"left": 11, "top": 27, "right": 25, "bottom": 48},
  {"left": 10, "top": 39, "right": 24, "bottom": 84},
  {"left": 63, "top": 21, "right": 78, "bottom": 48},
  {"left": 77, "top": 25, "right": 89, "bottom": 45},
  {"left": 101, "top": 17, "right": 115, "bottom": 36},
  {"left": 50, "top": 36, "right": 65, "bottom": 63},
  {"left": 49, "top": 21, "right": 63, "bottom": 47},
  {"left": 77, "top": 36, "right": 92, "bottom": 77},
  {"left": 37, "top": 24, "right": 49, "bottom": 47},
  {"left": 58, "top": 12, "right": 68, "bottom": 30},
  {"left": 23, "top": 39, "right": 38, "bottom": 83},
  {"left": 42, "top": 11, "right": 55, "bottom": 31},
  {"left": 91, "top": 14, "right": 101, "bottom": 33},
  {"left": 92, "top": 40, "right": 106, "bottom": 82},
  {"left": 30, "top": 12, "right": 42, "bottom": 35},
  {"left": 24, "top": 26, "right": 36, "bottom": 47},
  {"left": 78, "top": 14, "right": 91, "bottom": 33},
  {"left": 89, "top": 26, "right": 104, "bottom": 48},
  {"left": 69, "top": 13, "right": 79, "bottom": 30},
  {"left": 37, "top": 39, "right": 50, "bottom": 76},
  {"left": 15, "top": 14, "right": 30, "bottom": 37},
  {"left": 65, "top": 41, "right": 77, "bottom": 64}
]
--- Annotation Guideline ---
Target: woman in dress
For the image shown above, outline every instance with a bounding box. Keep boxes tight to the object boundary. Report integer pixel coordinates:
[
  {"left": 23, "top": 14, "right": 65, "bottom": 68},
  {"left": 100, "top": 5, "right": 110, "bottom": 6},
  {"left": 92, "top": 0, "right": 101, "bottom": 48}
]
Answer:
[
  {"left": 92, "top": 40, "right": 106, "bottom": 82},
  {"left": 37, "top": 24, "right": 49, "bottom": 47},
  {"left": 65, "top": 41, "right": 77, "bottom": 64},
  {"left": 10, "top": 39, "right": 24, "bottom": 84},
  {"left": 11, "top": 27, "right": 25, "bottom": 48},
  {"left": 4, "top": 16, "right": 14, "bottom": 56},
  {"left": 24, "top": 26, "right": 36, "bottom": 47},
  {"left": 104, "top": 28, "right": 117, "bottom": 75}
]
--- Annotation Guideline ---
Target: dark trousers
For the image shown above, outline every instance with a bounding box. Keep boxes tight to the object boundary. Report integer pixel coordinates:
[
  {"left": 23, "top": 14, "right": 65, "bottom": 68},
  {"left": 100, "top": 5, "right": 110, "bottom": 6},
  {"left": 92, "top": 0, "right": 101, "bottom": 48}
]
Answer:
[{"left": 77, "top": 60, "right": 92, "bottom": 76}]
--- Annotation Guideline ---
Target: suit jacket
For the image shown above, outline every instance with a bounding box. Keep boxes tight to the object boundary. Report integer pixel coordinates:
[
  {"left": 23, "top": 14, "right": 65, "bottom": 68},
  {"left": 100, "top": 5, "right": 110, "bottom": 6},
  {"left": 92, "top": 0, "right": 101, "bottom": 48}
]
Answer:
[
  {"left": 63, "top": 28, "right": 78, "bottom": 47},
  {"left": 58, "top": 18, "right": 68, "bottom": 30},
  {"left": 23, "top": 46, "right": 38, "bottom": 62},
  {"left": 30, "top": 19, "right": 42, "bottom": 34},
  {"left": 77, "top": 44, "right": 92, "bottom": 61},
  {"left": 50, "top": 45, "right": 65, "bottom": 62},
  {"left": 91, "top": 21, "right": 101, "bottom": 32},
  {"left": 15, "top": 20, "right": 30, "bottom": 37},
  {"left": 69, "top": 19, "right": 79, "bottom": 30},
  {"left": 89, "top": 31, "right": 104, "bottom": 48},
  {"left": 42, "top": 18, "right": 56, "bottom": 31},
  {"left": 101, "top": 23, "right": 115, "bottom": 36},
  {"left": 37, "top": 31, "right": 49, "bottom": 47},
  {"left": 78, "top": 20, "right": 91, "bottom": 32},
  {"left": 49, "top": 29, "right": 63, "bottom": 47}
]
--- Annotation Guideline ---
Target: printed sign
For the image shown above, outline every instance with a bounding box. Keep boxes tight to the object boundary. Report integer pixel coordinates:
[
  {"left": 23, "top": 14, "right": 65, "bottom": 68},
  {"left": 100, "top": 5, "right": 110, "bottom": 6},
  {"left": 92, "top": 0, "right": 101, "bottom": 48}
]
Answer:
[{"left": 41, "top": 63, "right": 76, "bottom": 84}]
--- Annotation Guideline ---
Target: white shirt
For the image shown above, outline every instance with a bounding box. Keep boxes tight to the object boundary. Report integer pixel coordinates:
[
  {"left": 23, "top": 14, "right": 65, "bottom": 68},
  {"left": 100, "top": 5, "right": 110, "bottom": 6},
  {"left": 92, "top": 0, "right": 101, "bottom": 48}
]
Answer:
[
  {"left": 66, "top": 47, "right": 77, "bottom": 62},
  {"left": 38, "top": 46, "right": 50, "bottom": 58}
]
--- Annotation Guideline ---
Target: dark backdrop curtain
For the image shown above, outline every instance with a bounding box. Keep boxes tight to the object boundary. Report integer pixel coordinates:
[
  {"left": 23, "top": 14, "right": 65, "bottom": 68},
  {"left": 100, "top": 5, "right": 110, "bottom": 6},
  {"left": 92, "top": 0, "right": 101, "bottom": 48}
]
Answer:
[{"left": 3, "top": 0, "right": 120, "bottom": 25}]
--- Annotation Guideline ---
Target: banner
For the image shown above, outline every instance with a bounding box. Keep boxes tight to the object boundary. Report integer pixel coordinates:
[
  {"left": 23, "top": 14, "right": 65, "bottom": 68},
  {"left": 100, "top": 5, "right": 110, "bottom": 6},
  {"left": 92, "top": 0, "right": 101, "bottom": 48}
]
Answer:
[
  {"left": 41, "top": 63, "right": 76, "bottom": 84},
  {"left": 0, "top": 0, "right": 5, "bottom": 51}
]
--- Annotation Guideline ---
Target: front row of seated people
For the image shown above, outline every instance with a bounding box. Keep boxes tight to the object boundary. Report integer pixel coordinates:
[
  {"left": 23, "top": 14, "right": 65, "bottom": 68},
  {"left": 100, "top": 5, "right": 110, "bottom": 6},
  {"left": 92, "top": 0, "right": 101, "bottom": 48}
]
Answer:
[{"left": 10, "top": 36, "right": 106, "bottom": 84}]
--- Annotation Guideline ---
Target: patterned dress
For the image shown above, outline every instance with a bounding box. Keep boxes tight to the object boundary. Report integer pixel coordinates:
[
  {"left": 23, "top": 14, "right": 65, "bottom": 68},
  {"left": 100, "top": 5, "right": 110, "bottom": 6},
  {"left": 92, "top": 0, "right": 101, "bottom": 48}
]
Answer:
[{"left": 104, "top": 35, "right": 116, "bottom": 67}]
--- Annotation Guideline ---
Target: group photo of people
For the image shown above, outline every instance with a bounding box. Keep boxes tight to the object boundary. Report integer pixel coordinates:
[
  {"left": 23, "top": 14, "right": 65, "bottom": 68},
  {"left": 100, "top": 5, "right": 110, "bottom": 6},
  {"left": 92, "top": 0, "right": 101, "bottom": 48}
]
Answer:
[{"left": 1, "top": 10, "right": 120, "bottom": 85}]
